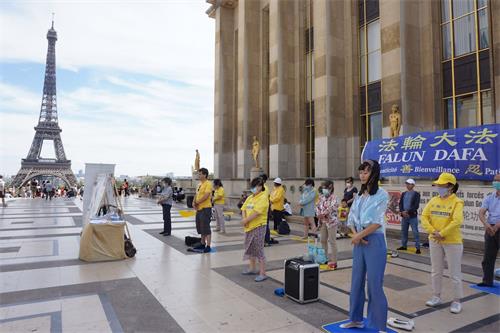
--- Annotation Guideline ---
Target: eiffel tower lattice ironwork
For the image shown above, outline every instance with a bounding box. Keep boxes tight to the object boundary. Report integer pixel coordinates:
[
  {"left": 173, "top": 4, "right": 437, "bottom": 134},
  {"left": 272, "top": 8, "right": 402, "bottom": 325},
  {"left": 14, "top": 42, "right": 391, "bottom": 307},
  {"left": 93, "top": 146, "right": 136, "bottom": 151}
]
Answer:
[{"left": 12, "top": 19, "right": 77, "bottom": 188}]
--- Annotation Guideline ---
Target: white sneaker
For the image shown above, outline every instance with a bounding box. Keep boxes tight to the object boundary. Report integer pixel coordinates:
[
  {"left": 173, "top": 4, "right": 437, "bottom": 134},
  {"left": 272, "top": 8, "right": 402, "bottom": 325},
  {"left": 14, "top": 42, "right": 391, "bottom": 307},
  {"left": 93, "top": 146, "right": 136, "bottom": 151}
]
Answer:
[
  {"left": 450, "top": 301, "right": 462, "bottom": 314},
  {"left": 339, "top": 321, "right": 364, "bottom": 329},
  {"left": 425, "top": 296, "right": 442, "bottom": 307},
  {"left": 387, "top": 317, "right": 415, "bottom": 331}
]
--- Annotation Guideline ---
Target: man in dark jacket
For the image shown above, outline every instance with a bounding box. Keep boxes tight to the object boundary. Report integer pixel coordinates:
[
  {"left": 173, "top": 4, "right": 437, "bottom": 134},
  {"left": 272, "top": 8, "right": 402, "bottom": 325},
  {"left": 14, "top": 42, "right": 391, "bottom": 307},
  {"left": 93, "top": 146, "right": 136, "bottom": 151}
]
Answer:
[{"left": 397, "top": 179, "right": 421, "bottom": 254}]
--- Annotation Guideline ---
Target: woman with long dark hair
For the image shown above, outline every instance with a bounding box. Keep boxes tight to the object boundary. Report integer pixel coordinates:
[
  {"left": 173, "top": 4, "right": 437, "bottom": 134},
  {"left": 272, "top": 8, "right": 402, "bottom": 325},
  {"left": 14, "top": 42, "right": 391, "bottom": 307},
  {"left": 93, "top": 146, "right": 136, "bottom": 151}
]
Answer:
[{"left": 341, "top": 160, "right": 389, "bottom": 332}]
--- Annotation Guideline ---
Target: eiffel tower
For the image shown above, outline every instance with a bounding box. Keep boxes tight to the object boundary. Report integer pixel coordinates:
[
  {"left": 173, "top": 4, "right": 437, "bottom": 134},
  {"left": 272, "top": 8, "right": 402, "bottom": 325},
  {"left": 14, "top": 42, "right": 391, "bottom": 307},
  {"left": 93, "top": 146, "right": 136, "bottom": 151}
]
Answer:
[{"left": 12, "top": 19, "right": 77, "bottom": 188}]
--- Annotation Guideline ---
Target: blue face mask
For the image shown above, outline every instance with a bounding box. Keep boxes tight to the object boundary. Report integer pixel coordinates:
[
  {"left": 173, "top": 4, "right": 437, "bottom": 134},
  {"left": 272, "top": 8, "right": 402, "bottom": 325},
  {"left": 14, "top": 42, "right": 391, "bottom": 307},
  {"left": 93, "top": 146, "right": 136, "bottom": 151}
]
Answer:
[
  {"left": 437, "top": 187, "right": 449, "bottom": 197},
  {"left": 250, "top": 187, "right": 257, "bottom": 194},
  {"left": 493, "top": 181, "right": 500, "bottom": 191},
  {"left": 322, "top": 188, "right": 330, "bottom": 196}
]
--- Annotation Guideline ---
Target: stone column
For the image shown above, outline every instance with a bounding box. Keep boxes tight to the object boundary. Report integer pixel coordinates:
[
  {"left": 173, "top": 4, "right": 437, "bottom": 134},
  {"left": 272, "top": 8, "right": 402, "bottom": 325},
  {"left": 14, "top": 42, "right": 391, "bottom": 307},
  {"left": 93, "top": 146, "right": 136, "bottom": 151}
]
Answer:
[
  {"left": 380, "top": 0, "right": 402, "bottom": 137},
  {"left": 313, "top": 0, "right": 349, "bottom": 178},
  {"left": 268, "top": 0, "right": 301, "bottom": 179},
  {"left": 214, "top": 5, "right": 236, "bottom": 178},
  {"left": 493, "top": 0, "right": 500, "bottom": 119},
  {"left": 236, "top": 0, "right": 261, "bottom": 179}
]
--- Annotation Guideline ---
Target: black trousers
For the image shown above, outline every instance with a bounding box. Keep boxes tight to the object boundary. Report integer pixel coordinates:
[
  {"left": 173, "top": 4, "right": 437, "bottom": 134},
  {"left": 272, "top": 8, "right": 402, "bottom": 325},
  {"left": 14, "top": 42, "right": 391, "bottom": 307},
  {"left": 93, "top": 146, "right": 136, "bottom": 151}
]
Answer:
[
  {"left": 162, "top": 204, "right": 172, "bottom": 235},
  {"left": 482, "top": 228, "right": 499, "bottom": 285},
  {"left": 272, "top": 210, "right": 284, "bottom": 230}
]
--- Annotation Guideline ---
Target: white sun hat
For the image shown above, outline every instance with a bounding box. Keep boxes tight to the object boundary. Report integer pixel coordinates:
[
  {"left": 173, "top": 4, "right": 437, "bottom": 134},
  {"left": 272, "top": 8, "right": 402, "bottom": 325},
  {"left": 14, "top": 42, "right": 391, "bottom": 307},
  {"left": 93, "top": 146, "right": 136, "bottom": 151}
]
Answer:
[{"left": 405, "top": 178, "right": 416, "bottom": 185}]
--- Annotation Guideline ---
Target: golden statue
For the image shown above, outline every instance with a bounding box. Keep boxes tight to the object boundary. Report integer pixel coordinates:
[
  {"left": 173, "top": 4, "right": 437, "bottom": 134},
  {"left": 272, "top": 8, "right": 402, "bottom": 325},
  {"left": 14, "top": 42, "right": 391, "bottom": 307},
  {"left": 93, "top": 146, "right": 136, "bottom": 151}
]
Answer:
[
  {"left": 194, "top": 149, "right": 200, "bottom": 171},
  {"left": 389, "top": 104, "right": 401, "bottom": 137},
  {"left": 252, "top": 136, "right": 260, "bottom": 168}
]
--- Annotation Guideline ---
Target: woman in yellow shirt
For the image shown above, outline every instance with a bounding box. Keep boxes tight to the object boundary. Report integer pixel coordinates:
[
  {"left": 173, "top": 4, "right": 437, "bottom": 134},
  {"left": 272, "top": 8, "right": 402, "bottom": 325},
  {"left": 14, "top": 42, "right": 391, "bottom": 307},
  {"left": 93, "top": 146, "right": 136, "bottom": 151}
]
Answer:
[
  {"left": 421, "top": 172, "right": 464, "bottom": 314},
  {"left": 213, "top": 179, "right": 226, "bottom": 233},
  {"left": 241, "top": 177, "right": 270, "bottom": 282}
]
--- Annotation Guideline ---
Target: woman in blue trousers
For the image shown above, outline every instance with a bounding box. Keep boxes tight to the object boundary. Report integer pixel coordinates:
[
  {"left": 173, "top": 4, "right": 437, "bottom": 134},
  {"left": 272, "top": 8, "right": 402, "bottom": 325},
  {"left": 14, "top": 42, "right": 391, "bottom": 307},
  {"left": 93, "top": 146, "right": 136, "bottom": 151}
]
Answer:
[{"left": 341, "top": 160, "right": 389, "bottom": 332}]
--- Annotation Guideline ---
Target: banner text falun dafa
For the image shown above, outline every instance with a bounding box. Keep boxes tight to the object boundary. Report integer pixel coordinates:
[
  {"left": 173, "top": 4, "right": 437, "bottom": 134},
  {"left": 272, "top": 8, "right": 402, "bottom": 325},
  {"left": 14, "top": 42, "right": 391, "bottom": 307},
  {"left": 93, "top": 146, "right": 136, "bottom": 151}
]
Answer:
[{"left": 361, "top": 124, "right": 499, "bottom": 180}]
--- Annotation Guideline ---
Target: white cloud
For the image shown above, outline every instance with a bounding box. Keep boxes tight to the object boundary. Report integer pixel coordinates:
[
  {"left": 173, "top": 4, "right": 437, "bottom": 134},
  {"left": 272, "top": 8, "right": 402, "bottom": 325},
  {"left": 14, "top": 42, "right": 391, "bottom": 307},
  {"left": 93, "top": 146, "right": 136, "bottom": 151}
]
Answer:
[
  {"left": 0, "top": 0, "right": 215, "bottom": 177},
  {"left": 0, "top": 80, "right": 214, "bottom": 177},
  {"left": 0, "top": 1, "right": 215, "bottom": 86}
]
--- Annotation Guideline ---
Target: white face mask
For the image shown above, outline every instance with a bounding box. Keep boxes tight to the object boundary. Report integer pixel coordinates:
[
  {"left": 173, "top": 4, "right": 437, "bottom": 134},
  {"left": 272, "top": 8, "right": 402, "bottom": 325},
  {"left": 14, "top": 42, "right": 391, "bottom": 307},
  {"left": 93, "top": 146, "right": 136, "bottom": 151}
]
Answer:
[{"left": 437, "top": 187, "right": 449, "bottom": 198}]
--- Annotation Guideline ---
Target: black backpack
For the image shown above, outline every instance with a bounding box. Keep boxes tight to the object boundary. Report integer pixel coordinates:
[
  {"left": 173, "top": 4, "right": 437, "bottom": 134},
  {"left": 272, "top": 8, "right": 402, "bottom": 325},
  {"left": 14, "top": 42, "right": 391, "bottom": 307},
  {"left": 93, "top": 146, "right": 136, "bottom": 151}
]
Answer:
[
  {"left": 278, "top": 220, "right": 290, "bottom": 235},
  {"left": 185, "top": 236, "right": 202, "bottom": 247}
]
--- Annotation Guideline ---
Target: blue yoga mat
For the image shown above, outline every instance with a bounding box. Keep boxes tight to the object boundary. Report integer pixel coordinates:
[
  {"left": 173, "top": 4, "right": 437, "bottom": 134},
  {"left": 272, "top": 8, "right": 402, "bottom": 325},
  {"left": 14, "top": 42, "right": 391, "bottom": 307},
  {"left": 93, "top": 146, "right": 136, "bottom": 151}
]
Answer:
[
  {"left": 322, "top": 319, "right": 397, "bottom": 333},
  {"left": 469, "top": 282, "right": 500, "bottom": 296}
]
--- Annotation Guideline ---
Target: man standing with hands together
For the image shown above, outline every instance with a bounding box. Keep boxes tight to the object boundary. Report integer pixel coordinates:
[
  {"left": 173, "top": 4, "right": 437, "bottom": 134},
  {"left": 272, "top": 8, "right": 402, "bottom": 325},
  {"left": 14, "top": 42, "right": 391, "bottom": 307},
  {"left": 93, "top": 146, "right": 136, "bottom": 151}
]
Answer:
[{"left": 477, "top": 174, "right": 500, "bottom": 287}]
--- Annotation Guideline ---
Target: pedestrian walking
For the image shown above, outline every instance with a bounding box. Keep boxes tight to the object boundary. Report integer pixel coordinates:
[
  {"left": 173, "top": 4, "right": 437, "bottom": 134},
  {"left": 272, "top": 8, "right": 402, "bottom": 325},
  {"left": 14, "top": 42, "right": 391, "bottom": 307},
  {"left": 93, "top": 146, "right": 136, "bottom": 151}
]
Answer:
[
  {"left": 421, "top": 172, "right": 464, "bottom": 314},
  {"left": 0, "top": 175, "right": 6, "bottom": 207}
]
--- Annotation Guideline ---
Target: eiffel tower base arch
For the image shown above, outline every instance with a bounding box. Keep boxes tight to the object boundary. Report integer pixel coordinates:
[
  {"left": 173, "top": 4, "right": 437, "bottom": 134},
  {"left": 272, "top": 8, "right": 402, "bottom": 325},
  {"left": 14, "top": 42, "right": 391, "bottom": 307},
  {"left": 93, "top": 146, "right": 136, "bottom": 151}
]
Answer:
[{"left": 11, "top": 162, "right": 78, "bottom": 189}]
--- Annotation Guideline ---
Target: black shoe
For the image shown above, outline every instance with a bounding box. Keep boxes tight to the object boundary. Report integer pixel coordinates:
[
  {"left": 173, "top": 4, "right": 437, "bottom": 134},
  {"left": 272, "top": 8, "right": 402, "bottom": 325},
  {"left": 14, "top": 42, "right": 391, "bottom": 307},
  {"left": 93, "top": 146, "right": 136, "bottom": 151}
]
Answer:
[
  {"left": 397, "top": 246, "right": 407, "bottom": 251},
  {"left": 416, "top": 249, "right": 421, "bottom": 254},
  {"left": 163, "top": 233, "right": 171, "bottom": 236},
  {"left": 193, "top": 243, "right": 206, "bottom": 250},
  {"left": 203, "top": 246, "right": 211, "bottom": 253},
  {"left": 159, "top": 231, "right": 166, "bottom": 235},
  {"left": 477, "top": 282, "right": 494, "bottom": 287}
]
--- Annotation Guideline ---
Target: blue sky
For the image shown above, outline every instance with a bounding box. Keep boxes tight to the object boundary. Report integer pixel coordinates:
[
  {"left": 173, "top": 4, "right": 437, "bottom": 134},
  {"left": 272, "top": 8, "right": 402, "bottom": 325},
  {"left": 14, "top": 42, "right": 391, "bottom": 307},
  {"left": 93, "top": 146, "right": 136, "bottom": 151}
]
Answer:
[{"left": 0, "top": 0, "right": 214, "bottom": 177}]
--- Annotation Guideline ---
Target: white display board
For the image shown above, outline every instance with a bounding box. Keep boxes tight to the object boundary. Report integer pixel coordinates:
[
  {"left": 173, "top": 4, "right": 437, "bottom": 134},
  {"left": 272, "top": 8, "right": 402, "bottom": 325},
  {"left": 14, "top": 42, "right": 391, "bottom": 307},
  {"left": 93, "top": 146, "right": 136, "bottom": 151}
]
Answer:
[
  {"left": 82, "top": 163, "right": 115, "bottom": 226},
  {"left": 383, "top": 185, "right": 494, "bottom": 242}
]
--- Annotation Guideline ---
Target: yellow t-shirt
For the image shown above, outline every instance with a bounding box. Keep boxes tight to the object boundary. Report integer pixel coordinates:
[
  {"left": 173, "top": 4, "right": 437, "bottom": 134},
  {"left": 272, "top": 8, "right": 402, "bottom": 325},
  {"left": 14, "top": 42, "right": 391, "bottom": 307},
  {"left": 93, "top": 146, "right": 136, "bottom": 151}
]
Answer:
[
  {"left": 213, "top": 187, "right": 225, "bottom": 205},
  {"left": 241, "top": 191, "right": 269, "bottom": 232},
  {"left": 270, "top": 186, "right": 285, "bottom": 211},
  {"left": 338, "top": 207, "right": 349, "bottom": 222},
  {"left": 195, "top": 180, "right": 213, "bottom": 210},
  {"left": 421, "top": 194, "right": 464, "bottom": 244}
]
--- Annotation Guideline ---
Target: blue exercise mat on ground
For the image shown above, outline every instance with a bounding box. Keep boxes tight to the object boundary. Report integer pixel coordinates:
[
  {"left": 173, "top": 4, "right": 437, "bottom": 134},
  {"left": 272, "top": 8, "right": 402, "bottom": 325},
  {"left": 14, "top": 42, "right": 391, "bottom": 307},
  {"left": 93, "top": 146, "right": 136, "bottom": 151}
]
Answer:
[
  {"left": 469, "top": 282, "right": 500, "bottom": 296},
  {"left": 322, "top": 319, "right": 397, "bottom": 333}
]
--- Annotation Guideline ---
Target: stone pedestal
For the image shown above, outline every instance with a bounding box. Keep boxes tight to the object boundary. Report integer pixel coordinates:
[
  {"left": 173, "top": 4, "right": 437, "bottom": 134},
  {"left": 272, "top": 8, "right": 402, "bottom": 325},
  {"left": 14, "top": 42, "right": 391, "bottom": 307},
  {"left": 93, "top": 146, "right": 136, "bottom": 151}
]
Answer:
[{"left": 250, "top": 167, "right": 264, "bottom": 181}]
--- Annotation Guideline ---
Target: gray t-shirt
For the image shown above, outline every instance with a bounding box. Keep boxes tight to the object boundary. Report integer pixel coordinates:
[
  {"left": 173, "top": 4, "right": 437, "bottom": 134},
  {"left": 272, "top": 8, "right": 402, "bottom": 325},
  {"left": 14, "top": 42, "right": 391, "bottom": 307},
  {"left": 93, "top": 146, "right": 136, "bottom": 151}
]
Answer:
[{"left": 159, "top": 186, "right": 173, "bottom": 205}]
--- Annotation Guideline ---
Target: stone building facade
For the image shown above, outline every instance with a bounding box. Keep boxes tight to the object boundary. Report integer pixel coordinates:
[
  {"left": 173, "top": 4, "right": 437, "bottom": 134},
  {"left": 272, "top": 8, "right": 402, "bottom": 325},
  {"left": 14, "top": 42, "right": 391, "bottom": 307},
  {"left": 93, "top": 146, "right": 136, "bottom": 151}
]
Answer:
[{"left": 206, "top": 0, "right": 499, "bottom": 181}]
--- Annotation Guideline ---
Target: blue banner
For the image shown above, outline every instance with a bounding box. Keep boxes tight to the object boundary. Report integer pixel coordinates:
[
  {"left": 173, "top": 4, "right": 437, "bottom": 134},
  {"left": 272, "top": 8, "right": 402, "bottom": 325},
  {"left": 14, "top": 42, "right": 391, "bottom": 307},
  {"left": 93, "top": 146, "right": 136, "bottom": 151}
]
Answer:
[{"left": 361, "top": 124, "right": 499, "bottom": 180}]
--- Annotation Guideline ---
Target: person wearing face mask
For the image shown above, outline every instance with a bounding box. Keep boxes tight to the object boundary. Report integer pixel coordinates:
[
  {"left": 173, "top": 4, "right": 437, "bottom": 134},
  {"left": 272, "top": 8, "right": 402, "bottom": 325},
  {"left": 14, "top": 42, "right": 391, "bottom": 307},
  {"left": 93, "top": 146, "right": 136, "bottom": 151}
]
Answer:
[
  {"left": 316, "top": 180, "right": 340, "bottom": 269},
  {"left": 343, "top": 177, "right": 358, "bottom": 208},
  {"left": 299, "top": 179, "right": 317, "bottom": 238},
  {"left": 341, "top": 160, "right": 389, "bottom": 332},
  {"left": 270, "top": 178, "right": 286, "bottom": 231},
  {"left": 477, "top": 174, "right": 500, "bottom": 287},
  {"left": 241, "top": 177, "right": 270, "bottom": 282},
  {"left": 421, "top": 172, "right": 464, "bottom": 314}
]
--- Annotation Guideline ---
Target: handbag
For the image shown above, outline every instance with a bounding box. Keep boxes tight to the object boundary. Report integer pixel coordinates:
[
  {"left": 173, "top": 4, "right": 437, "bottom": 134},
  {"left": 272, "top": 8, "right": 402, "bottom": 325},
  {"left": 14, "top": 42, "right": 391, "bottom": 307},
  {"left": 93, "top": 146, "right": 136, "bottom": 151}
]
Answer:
[{"left": 124, "top": 218, "right": 137, "bottom": 258}]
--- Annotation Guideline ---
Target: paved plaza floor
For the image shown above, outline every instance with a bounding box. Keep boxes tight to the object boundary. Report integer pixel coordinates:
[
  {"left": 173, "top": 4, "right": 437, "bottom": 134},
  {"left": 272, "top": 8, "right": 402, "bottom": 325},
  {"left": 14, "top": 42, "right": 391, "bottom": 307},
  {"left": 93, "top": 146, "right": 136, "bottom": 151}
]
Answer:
[{"left": 0, "top": 197, "right": 498, "bottom": 332}]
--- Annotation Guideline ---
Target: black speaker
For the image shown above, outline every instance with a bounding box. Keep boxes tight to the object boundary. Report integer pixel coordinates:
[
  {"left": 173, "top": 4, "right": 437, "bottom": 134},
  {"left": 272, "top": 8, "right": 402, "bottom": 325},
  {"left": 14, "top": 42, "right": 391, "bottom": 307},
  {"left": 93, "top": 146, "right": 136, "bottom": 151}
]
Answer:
[{"left": 284, "top": 258, "right": 319, "bottom": 303}]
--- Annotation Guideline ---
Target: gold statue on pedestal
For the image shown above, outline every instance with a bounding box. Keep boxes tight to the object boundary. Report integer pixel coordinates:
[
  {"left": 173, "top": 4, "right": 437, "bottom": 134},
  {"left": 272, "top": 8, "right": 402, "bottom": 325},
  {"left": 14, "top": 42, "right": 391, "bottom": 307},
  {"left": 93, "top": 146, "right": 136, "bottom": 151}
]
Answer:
[
  {"left": 194, "top": 149, "right": 200, "bottom": 171},
  {"left": 252, "top": 136, "right": 260, "bottom": 168},
  {"left": 389, "top": 104, "right": 401, "bottom": 138}
]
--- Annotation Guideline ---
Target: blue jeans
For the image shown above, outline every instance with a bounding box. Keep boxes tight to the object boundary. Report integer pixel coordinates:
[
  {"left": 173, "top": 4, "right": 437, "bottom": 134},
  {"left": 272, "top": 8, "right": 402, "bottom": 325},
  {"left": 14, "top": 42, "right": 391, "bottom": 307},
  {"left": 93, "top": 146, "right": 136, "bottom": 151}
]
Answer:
[
  {"left": 349, "top": 233, "right": 388, "bottom": 331},
  {"left": 401, "top": 217, "right": 420, "bottom": 249}
]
